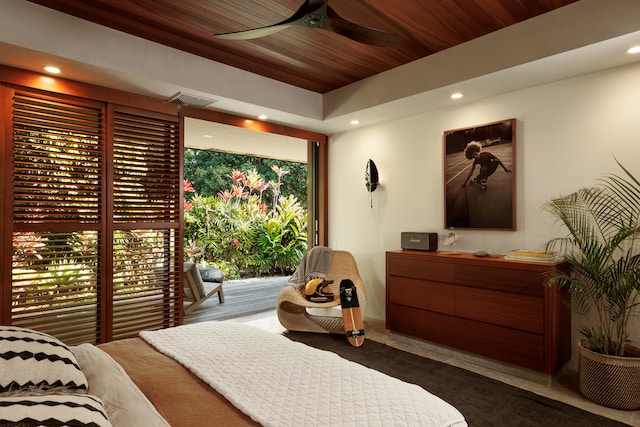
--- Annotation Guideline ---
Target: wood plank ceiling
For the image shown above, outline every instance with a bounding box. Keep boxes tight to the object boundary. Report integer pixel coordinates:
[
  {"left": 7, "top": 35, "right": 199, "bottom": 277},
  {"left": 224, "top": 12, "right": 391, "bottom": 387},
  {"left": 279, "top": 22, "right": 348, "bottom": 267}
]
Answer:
[{"left": 28, "top": 0, "right": 578, "bottom": 94}]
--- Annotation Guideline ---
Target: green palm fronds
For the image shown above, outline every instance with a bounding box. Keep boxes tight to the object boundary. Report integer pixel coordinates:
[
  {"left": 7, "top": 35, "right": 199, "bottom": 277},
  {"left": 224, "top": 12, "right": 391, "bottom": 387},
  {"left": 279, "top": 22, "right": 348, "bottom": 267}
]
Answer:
[{"left": 544, "top": 158, "right": 640, "bottom": 356}]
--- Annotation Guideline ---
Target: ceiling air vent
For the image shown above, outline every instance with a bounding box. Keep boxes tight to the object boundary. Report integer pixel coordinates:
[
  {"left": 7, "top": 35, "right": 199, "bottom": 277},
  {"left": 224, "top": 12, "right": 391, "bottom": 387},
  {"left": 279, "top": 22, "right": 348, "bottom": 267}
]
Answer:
[{"left": 168, "top": 92, "right": 217, "bottom": 108}]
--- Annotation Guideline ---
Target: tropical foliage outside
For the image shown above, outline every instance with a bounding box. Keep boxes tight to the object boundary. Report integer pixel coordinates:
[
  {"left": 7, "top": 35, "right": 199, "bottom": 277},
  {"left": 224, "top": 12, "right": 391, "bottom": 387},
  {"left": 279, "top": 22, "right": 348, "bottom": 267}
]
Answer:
[{"left": 183, "top": 149, "right": 308, "bottom": 279}]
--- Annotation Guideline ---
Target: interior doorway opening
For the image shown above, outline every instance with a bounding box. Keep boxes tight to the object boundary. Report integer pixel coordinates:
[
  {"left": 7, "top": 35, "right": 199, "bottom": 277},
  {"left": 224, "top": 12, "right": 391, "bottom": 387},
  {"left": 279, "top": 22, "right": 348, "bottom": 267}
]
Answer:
[{"left": 182, "top": 118, "right": 309, "bottom": 321}]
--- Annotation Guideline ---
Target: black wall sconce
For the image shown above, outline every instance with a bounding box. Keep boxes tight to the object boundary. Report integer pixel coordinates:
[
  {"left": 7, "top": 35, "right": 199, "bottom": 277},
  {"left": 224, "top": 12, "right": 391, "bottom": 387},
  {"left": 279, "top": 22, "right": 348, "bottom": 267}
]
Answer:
[{"left": 365, "top": 159, "right": 379, "bottom": 208}]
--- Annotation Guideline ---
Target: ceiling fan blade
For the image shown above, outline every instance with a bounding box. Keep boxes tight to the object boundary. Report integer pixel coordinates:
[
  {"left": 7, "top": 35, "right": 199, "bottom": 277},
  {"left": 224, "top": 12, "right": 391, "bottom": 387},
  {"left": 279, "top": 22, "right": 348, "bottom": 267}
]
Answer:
[
  {"left": 327, "top": 6, "right": 400, "bottom": 47},
  {"left": 214, "top": 0, "right": 329, "bottom": 40},
  {"left": 214, "top": 0, "right": 399, "bottom": 47},
  {"left": 215, "top": 25, "right": 291, "bottom": 41}
]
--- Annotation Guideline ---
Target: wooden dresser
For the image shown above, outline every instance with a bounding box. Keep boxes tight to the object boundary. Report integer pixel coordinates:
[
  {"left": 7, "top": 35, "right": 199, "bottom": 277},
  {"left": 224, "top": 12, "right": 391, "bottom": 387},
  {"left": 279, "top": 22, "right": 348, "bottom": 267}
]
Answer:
[{"left": 386, "top": 250, "right": 571, "bottom": 374}]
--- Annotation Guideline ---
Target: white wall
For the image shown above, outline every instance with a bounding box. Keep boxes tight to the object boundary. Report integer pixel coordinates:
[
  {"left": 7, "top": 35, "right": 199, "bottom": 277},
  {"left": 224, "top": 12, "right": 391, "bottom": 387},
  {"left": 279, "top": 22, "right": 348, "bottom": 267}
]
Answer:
[{"left": 328, "top": 62, "right": 640, "bottom": 367}]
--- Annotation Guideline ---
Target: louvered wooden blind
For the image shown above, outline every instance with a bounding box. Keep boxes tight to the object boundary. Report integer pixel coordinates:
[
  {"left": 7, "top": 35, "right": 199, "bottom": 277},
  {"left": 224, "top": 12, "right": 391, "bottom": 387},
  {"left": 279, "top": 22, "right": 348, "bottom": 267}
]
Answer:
[
  {"left": 111, "top": 109, "right": 181, "bottom": 340},
  {"left": 13, "top": 95, "right": 102, "bottom": 224},
  {"left": 8, "top": 91, "right": 181, "bottom": 344},
  {"left": 11, "top": 93, "right": 104, "bottom": 344},
  {"left": 112, "top": 112, "right": 181, "bottom": 224}
]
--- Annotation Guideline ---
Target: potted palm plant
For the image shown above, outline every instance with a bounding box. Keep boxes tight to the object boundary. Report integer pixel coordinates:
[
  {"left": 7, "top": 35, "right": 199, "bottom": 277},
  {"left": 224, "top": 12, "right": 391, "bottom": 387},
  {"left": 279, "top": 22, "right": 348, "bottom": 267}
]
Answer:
[{"left": 543, "top": 159, "right": 640, "bottom": 410}]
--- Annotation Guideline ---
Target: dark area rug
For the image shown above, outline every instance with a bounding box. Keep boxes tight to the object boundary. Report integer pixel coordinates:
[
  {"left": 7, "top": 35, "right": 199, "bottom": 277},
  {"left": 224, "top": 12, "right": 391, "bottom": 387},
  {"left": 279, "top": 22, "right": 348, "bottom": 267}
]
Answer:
[{"left": 285, "top": 331, "right": 630, "bottom": 427}]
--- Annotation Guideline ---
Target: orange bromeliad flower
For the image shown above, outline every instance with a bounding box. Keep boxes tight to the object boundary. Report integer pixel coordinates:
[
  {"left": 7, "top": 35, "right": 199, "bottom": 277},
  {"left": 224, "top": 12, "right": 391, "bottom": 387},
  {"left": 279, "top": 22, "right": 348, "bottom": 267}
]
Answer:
[
  {"left": 230, "top": 169, "right": 247, "bottom": 186},
  {"left": 218, "top": 189, "right": 232, "bottom": 202},
  {"left": 183, "top": 179, "right": 195, "bottom": 193},
  {"left": 252, "top": 180, "right": 269, "bottom": 193},
  {"left": 231, "top": 184, "right": 249, "bottom": 199}
]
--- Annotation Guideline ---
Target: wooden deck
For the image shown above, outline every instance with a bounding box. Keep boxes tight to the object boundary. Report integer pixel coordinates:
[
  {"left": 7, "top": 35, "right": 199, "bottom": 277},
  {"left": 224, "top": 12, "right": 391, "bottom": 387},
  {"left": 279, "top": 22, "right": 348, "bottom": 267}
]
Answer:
[{"left": 184, "top": 276, "right": 288, "bottom": 324}]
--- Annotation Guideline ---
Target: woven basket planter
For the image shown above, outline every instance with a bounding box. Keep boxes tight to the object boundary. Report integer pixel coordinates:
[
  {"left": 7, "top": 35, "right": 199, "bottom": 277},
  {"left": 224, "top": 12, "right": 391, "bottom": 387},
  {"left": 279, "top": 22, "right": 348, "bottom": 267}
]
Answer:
[{"left": 578, "top": 340, "right": 640, "bottom": 410}]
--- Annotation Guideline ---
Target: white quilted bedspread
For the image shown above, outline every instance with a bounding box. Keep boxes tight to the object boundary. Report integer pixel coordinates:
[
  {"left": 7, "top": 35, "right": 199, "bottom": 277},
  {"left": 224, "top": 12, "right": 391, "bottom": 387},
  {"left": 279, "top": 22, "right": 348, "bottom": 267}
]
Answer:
[{"left": 140, "top": 321, "right": 467, "bottom": 427}]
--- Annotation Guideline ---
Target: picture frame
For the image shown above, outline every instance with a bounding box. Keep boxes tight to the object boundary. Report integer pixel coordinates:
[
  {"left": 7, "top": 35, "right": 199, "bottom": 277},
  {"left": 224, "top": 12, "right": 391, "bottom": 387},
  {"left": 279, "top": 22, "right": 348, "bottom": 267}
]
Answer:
[{"left": 443, "top": 118, "right": 516, "bottom": 230}]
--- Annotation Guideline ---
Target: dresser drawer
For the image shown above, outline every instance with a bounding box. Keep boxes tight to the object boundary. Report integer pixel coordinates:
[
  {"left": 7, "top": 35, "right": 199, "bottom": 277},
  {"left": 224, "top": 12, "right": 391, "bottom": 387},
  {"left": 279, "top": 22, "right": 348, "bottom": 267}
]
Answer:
[
  {"left": 389, "top": 277, "right": 454, "bottom": 315},
  {"left": 388, "top": 304, "right": 456, "bottom": 348},
  {"left": 453, "top": 264, "right": 544, "bottom": 296},
  {"left": 387, "top": 255, "right": 453, "bottom": 282},
  {"left": 455, "top": 317, "right": 545, "bottom": 372},
  {"left": 455, "top": 286, "right": 544, "bottom": 334}
]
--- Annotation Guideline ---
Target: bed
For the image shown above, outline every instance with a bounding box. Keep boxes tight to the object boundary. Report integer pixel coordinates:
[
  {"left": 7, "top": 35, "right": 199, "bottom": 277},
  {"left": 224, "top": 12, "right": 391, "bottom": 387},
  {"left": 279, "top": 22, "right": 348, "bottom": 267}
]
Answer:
[{"left": 0, "top": 323, "right": 467, "bottom": 426}]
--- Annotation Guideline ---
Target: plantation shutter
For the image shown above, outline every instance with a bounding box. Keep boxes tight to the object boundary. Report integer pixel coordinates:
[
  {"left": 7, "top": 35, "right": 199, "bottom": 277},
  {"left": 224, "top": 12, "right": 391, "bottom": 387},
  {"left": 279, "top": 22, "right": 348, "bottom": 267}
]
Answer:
[
  {"left": 8, "top": 90, "right": 182, "bottom": 344},
  {"left": 110, "top": 107, "right": 181, "bottom": 340},
  {"left": 11, "top": 92, "right": 104, "bottom": 344}
]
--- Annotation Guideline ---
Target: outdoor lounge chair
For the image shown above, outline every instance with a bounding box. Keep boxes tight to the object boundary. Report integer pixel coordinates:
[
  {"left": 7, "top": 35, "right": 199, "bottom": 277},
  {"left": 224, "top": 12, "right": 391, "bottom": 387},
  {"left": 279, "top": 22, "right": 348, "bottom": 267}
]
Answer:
[
  {"left": 183, "top": 262, "right": 224, "bottom": 315},
  {"left": 276, "top": 249, "right": 367, "bottom": 333}
]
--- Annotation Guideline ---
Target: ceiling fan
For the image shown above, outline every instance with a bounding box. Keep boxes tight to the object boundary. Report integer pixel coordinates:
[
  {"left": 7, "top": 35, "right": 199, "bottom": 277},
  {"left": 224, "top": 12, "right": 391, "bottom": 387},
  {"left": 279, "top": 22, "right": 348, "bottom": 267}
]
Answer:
[{"left": 214, "top": 0, "right": 400, "bottom": 47}]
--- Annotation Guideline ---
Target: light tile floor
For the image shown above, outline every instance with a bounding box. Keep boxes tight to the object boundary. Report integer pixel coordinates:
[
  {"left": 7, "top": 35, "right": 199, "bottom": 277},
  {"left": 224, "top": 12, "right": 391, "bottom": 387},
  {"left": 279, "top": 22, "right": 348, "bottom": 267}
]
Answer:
[{"left": 232, "top": 311, "right": 639, "bottom": 426}]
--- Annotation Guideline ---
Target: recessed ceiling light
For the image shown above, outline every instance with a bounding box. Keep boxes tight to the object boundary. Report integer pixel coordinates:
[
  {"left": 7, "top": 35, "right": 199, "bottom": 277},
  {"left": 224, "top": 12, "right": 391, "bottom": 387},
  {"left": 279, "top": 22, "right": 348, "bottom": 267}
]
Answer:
[
  {"left": 350, "top": 120, "right": 360, "bottom": 125},
  {"left": 202, "top": 134, "right": 213, "bottom": 138},
  {"left": 44, "top": 66, "right": 61, "bottom": 74},
  {"left": 451, "top": 92, "right": 463, "bottom": 99},
  {"left": 258, "top": 114, "right": 268, "bottom": 120},
  {"left": 627, "top": 45, "right": 640, "bottom": 54}
]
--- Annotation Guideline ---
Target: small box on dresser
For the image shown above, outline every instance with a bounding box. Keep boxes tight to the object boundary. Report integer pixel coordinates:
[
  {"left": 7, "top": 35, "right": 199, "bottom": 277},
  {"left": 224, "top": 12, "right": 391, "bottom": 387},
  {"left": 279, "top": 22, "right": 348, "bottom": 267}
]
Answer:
[
  {"left": 400, "top": 232, "right": 438, "bottom": 251},
  {"left": 385, "top": 250, "right": 571, "bottom": 374}
]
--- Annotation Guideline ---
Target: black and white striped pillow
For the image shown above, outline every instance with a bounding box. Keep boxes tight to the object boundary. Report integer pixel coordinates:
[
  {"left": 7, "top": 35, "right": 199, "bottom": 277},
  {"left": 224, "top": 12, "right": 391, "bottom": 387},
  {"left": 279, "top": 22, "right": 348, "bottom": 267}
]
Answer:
[
  {"left": 0, "top": 394, "right": 112, "bottom": 427},
  {"left": 0, "top": 326, "right": 87, "bottom": 393}
]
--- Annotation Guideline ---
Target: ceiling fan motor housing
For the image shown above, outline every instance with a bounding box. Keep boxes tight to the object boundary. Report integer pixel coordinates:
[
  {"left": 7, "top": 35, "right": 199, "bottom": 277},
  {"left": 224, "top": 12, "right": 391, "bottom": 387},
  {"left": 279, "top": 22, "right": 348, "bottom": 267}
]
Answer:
[{"left": 304, "top": 14, "right": 329, "bottom": 28}]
